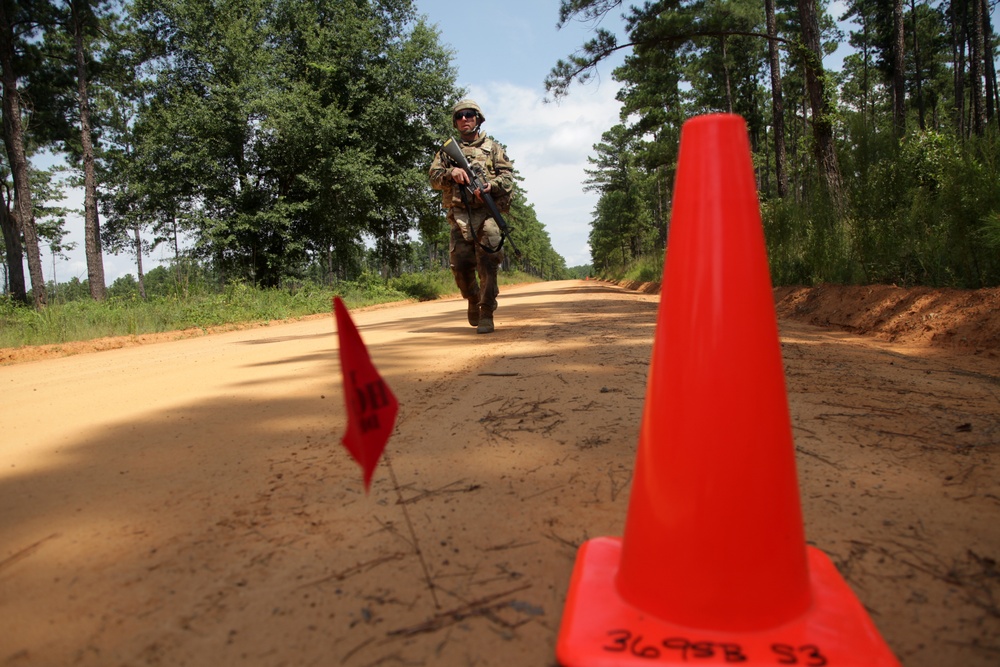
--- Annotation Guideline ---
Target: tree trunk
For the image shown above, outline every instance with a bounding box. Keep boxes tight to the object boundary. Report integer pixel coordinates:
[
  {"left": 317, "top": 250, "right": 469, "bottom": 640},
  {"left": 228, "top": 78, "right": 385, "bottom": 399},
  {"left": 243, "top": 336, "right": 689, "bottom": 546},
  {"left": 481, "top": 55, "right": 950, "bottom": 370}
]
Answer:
[
  {"left": 982, "top": 0, "right": 996, "bottom": 126},
  {"left": 969, "top": 0, "right": 986, "bottom": 135},
  {"left": 0, "top": 0, "right": 46, "bottom": 308},
  {"left": 721, "top": 36, "right": 733, "bottom": 113},
  {"left": 952, "top": 0, "right": 967, "bottom": 137},
  {"left": 0, "top": 182, "right": 26, "bottom": 303},
  {"left": 765, "top": 0, "right": 787, "bottom": 198},
  {"left": 892, "top": 0, "right": 906, "bottom": 137},
  {"left": 911, "top": 0, "right": 925, "bottom": 130},
  {"left": 133, "top": 223, "right": 147, "bottom": 299},
  {"left": 73, "top": 1, "right": 105, "bottom": 300},
  {"left": 858, "top": 6, "right": 872, "bottom": 127},
  {"left": 656, "top": 163, "right": 669, "bottom": 250},
  {"left": 797, "top": 0, "right": 843, "bottom": 208}
]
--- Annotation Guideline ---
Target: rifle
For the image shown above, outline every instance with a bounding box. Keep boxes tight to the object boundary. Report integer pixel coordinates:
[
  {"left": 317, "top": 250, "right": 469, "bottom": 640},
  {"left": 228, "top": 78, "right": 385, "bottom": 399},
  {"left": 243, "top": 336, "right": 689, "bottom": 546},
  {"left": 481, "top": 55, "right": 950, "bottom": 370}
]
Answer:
[{"left": 441, "top": 138, "right": 520, "bottom": 257}]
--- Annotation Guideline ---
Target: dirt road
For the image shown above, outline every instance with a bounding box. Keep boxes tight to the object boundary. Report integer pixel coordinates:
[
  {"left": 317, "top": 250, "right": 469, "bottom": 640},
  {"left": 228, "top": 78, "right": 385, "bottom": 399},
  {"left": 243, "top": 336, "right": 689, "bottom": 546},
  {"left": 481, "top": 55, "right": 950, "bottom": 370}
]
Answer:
[{"left": 1, "top": 280, "right": 998, "bottom": 666}]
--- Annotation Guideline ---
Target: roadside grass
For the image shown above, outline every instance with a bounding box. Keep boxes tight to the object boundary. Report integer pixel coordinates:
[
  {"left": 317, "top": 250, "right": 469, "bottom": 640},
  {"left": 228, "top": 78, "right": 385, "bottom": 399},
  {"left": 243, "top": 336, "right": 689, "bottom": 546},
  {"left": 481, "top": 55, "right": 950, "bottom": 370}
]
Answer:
[
  {"left": 593, "top": 253, "right": 664, "bottom": 285},
  {"left": 0, "top": 269, "right": 540, "bottom": 348}
]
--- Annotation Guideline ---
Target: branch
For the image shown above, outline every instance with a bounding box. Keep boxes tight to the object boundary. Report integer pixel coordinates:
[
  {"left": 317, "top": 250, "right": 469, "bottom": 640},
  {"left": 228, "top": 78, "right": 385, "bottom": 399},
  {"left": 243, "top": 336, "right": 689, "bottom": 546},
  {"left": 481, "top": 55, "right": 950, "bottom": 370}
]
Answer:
[{"left": 546, "top": 28, "right": 804, "bottom": 100}]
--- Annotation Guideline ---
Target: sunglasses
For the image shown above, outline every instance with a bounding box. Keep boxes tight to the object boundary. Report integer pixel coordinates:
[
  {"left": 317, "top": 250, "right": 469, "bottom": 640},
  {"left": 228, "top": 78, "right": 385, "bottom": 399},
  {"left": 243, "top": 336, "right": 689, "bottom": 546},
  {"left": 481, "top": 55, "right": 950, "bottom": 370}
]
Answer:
[{"left": 454, "top": 110, "right": 478, "bottom": 121}]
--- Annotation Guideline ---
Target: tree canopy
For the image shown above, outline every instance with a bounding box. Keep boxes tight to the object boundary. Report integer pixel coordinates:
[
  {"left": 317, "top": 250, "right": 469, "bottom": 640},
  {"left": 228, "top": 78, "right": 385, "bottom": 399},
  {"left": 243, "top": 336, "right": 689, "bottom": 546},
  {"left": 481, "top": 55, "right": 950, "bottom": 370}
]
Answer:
[
  {"left": 554, "top": 0, "right": 1000, "bottom": 288},
  {"left": 1, "top": 0, "right": 569, "bottom": 305}
]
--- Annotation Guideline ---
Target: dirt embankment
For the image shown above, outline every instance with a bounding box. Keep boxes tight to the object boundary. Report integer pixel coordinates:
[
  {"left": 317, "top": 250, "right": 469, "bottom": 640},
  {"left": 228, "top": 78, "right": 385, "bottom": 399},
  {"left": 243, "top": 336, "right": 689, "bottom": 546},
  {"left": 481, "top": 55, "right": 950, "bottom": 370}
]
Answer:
[
  {"left": 613, "top": 281, "right": 1000, "bottom": 357},
  {"left": 773, "top": 284, "right": 1000, "bottom": 355}
]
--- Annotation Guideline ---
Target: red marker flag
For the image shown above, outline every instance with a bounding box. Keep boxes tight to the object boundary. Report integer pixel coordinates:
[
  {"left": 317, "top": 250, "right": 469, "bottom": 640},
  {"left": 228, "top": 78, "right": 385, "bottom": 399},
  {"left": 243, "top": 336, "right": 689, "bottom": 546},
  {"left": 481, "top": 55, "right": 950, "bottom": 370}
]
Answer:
[{"left": 333, "top": 297, "right": 399, "bottom": 491}]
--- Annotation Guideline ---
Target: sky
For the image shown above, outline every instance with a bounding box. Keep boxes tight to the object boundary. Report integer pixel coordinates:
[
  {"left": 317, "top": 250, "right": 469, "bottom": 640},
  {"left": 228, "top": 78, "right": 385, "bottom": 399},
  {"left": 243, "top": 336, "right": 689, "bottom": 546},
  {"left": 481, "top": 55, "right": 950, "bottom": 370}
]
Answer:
[{"left": 33, "top": 0, "right": 863, "bottom": 286}]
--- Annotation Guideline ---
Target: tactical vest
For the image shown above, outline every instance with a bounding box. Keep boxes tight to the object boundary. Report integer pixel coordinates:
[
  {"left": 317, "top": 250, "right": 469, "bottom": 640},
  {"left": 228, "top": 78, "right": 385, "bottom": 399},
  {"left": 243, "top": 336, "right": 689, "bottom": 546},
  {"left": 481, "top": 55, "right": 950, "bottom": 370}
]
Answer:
[{"left": 442, "top": 138, "right": 511, "bottom": 213}]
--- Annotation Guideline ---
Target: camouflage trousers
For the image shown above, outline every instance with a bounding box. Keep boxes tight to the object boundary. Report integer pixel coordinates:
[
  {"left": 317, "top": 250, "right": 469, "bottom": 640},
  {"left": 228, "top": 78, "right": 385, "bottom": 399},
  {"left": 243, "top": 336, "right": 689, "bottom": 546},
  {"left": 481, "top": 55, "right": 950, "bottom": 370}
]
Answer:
[{"left": 448, "top": 207, "right": 504, "bottom": 313}]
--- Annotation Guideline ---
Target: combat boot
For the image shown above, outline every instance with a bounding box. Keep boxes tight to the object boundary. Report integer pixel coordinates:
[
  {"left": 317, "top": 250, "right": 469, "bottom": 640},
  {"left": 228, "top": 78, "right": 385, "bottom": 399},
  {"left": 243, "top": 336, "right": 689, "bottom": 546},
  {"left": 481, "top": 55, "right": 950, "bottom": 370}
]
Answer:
[
  {"left": 476, "top": 307, "right": 494, "bottom": 334},
  {"left": 467, "top": 297, "right": 479, "bottom": 326}
]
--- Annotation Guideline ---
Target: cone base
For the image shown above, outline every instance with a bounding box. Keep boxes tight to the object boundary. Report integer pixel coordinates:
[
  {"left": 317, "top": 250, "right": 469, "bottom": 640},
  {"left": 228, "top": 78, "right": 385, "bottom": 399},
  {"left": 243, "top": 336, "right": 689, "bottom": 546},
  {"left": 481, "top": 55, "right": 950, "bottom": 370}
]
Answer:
[{"left": 556, "top": 537, "right": 901, "bottom": 667}]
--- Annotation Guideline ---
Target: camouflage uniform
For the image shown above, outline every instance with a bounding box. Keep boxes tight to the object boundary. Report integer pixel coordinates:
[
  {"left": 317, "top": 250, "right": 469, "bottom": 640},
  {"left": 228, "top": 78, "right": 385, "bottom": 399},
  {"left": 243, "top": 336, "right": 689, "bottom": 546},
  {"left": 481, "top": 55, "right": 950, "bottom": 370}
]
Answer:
[{"left": 429, "top": 129, "right": 515, "bottom": 332}]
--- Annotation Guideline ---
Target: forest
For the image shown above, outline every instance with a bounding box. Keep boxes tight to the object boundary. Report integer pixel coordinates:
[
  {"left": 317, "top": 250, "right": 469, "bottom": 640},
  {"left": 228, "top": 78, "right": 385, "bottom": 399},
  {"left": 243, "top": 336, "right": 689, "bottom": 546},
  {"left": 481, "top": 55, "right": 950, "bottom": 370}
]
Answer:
[
  {"left": 0, "top": 0, "right": 568, "bottom": 310},
  {"left": 2, "top": 0, "right": 998, "bottom": 313},
  {"left": 552, "top": 0, "right": 1000, "bottom": 288}
]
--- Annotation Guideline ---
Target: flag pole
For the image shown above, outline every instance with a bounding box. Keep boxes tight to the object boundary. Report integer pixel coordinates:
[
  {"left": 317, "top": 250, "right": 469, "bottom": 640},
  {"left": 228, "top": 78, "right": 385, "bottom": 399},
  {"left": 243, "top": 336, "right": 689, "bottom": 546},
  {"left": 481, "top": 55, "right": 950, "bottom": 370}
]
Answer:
[{"left": 384, "top": 451, "right": 441, "bottom": 609}]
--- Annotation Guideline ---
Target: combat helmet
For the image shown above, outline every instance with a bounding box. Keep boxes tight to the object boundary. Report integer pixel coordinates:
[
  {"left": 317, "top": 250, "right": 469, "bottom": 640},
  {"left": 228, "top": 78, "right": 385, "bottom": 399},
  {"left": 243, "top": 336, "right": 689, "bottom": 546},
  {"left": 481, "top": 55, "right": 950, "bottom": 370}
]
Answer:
[{"left": 452, "top": 99, "right": 485, "bottom": 125}]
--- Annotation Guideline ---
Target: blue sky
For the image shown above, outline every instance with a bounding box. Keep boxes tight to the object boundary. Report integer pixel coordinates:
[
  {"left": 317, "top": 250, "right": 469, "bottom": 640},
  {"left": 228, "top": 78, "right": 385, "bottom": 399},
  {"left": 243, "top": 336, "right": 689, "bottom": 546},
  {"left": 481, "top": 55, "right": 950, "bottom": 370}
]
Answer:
[{"left": 39, "top": 1, "right": 869, "bottom": 284}]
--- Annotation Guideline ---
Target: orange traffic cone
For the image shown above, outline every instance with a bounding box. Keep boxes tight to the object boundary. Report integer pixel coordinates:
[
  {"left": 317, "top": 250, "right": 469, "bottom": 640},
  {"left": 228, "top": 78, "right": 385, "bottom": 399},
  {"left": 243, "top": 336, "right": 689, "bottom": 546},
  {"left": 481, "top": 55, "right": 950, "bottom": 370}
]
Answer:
[{"left": 556, "top": 114, "right": 901, "bottom": 666}]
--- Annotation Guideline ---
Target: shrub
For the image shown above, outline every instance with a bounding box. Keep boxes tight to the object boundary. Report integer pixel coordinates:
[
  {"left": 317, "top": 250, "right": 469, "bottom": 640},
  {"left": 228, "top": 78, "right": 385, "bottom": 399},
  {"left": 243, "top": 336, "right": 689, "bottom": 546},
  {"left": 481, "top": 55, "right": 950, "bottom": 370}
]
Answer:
[{"left": 389, "top": 271, "right": 451, "bottom": 301}]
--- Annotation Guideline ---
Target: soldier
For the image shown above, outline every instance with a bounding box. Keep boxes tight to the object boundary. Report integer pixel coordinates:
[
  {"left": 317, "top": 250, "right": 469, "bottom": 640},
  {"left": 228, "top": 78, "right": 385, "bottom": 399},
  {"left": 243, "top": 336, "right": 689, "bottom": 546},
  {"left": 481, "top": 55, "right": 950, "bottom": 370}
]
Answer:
[{"left": 429, "top": 99, "right": 515, "bottom": 334}]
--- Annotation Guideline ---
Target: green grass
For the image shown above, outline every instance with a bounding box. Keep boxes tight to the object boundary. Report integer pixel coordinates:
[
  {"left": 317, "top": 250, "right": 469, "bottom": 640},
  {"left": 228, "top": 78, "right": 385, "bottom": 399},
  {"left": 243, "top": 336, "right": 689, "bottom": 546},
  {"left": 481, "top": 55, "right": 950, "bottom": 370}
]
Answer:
[
  {"left": 621, "top": 254, "right": 664, "bottom": 284},
  {"left": 591, "top": 253, "right": 664, "bottom": 284},
  {"left": 0, "top": 268, "right": 543, "bottom": 349}
]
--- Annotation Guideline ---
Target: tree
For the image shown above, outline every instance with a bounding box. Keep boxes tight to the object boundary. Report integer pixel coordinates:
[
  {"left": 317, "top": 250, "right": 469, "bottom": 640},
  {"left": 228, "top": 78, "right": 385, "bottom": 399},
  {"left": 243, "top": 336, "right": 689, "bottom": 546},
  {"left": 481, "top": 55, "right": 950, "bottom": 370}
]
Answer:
[
  {"left": 585, "top": 124, "right": 657, "bottom": 270},
  {"left": 982, "top": 0, "right": 997, "bottom": 128},
  {"left": 67, "top": 0, "right": 109, "bottom": 299},
  {"left": 547, "top": 0, "right": 1000, "bottom": 287},
  {"left": 0, "top": 0, "right": 47, "bottom": 306},
  {"left": 0, "top": 168, "right": 24, "bottom": 297},
  {"left": 765, "top": 0, "right": 788, "bottom": 197},
  {"left": 96, "top": 55, "right": 153, "bottom": 299},
  {"left": 23, "top": 0, "right": 123, "bottom": 301},
  {"left": 117, "top": 0, "right": 458, "bottom": 287},
  {"left": 547, "top": 0, "right": 827, "bottom": 203},
  {"left": 841, "top": 0, "right": 879, "bottom": 125},
  {"left": 892, "top": 0, "right": 906, "bottom": 136},
  {"left": 910, "top": 0, "right": 924, "bottom": 130},
  {"left": 968, "top": 0, "right": 987, "bottom": 134},
  {"left": 795, "top": 0, "right": 844, "bottom": 206}
]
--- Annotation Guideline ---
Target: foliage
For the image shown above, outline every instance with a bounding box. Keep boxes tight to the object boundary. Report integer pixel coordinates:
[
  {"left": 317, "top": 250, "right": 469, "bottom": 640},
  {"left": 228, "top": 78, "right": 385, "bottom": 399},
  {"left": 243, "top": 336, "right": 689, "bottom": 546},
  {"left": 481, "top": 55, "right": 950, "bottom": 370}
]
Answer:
[
  {"left": 2, "top": 255, "right": 566, "bottom": 347},
  {"left": 555, "top": 0, "right": 1000, "bottom": 288},
  {"left": 389, "top": 270, "right": 451, "bottom": 301},
  {"left": 6, "top": 0, "right": 998, "bottom": 306},
  {"left": 621, "top": 253, "right": 664, "bottom": 284},
  {"left": 94, "top": 0, "right": 457, "bottom": 287},
  {"left": 2, "top": 272, "right": 394, "bottom": 348},
  {"left": 2, "top": 0, "right": 571, "bottom": 311}
]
